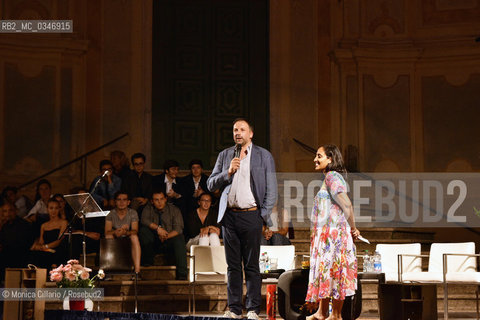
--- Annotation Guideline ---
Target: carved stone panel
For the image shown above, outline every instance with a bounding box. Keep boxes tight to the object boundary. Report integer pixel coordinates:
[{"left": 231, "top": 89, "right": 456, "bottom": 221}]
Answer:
[
  {"left": 363, "top": 74, "right": 411, "bottom": 172},
  {"left": 422, "top": 74, "right": 480, "bottom": 171},
  {"left": 4, "top": 63, "right": 55, "bottom": 171}
]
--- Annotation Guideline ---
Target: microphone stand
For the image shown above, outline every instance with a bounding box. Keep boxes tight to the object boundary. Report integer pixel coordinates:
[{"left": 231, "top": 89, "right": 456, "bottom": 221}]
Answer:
[{"left": 61, "top": 173, "right": 107, "bottom": 267}]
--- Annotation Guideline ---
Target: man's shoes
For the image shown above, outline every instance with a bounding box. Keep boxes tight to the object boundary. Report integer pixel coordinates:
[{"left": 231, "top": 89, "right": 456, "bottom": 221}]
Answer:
[
  {"left": 247, "top": 311, "right": 260, "bottom": 320},
  {"left": 223, "top": 310, "right": 243, "bottom": 319}
]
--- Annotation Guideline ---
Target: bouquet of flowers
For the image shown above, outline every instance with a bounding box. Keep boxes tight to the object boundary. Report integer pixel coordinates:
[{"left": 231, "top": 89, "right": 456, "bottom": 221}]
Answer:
[{"left": 49, "top": 259, "right": 105, "bottom": 288}]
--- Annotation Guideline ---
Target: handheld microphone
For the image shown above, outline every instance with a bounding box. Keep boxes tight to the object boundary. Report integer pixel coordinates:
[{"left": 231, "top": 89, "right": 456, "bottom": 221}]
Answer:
[
  {"left": 101, "top": 170, "right": 110, "bottom": 178},
  {"left": 234, "top": 144, "right": 242, "bottom": 158}
]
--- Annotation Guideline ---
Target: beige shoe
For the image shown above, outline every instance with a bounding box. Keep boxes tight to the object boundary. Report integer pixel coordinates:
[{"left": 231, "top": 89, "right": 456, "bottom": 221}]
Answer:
[{"left": 223, "top": 310, "right": 243, "bottom": 319}]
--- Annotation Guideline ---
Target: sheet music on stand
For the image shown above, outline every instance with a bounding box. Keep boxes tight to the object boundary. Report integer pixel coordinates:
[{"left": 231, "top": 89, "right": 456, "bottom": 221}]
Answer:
[{"left": 64, "top": 193, "right": 109, "bottom": 218}]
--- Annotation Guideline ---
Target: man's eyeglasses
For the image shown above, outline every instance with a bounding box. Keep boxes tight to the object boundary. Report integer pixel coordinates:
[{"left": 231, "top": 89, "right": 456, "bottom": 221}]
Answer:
[{"left": 133, "top": 162, "right": 145, "bottom": 166}]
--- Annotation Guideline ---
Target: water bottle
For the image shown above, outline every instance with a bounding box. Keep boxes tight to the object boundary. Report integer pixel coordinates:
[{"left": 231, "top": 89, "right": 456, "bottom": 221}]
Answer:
[
  {"left": 264, "top": 252, "right": 270, "bottom": 272},
  {"left": 260, "top": 252, "right": 266, "bottom": 273},
  {"left": 373, "top": 251, "right": 382, "bottom": 273},
  {"left": 363, "top": 250, "right": 371, "bottom": 272}
]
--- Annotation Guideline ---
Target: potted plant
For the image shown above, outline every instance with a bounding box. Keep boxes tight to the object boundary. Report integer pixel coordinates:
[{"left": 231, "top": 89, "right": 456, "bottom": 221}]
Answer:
[{"left": 49, "top": 259, "right": 105, "bottom": 310}]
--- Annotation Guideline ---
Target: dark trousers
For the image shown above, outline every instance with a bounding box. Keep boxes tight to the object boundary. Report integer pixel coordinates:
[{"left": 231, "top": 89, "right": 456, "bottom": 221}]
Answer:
[
  {"left": 222, "top": 209, "right": 263, "bottom": 315},
  {"left": 260, "top": 233, "right": 291, "bottom": 246},
  {"left": 138, "top": 225, "right": 188, "bottom": 279}
]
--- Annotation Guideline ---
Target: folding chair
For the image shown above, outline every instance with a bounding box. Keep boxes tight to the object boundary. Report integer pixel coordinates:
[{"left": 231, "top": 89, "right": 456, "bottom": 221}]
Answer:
[
  {"left": 189, "top": 245, "right": 227, "bottom": 315},
  {"left": 99, "top": 237, "right": 138, "bottom": 313},
  {"left": 403, "top": 242, "right": 480, "bottom": 320}
]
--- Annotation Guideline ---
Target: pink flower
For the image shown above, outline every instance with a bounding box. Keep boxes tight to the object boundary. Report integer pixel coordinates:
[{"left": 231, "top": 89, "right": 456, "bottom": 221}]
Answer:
[
  {"left": 50, "top": 271, "right": 63, "bottom": 282},
  {"left": 72, "top": 264, "right": 83, "bottom": 271},
  {"left": 331, "top": 229, "right": 338, "bottom": 240},
  {"left": 63, "top": 264, "right": 72, "bottom": 272},
  {"left": 50, "top": 264, "right": 64, "bottom": 273},
  {"left": 80, "top": 271, "right": 90, "bottom": 280},
  {"left": 67, "top": 259, "right": 79, "bottom": 265},
  {"left": 65, "top": 271, "right": 76, "bottom": 281},
  {"left": 84, "top": 267, "right": 92, "bottom": 272}
]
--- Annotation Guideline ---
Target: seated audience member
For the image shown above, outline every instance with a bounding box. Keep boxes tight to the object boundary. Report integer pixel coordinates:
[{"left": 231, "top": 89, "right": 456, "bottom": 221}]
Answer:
[
  {"left": 110, "top": 150, "right": 132, "bottom": 182},
  {"left": 138, "top": 190, "right": 187, "bottom": 280},
  {"left": 52, "top": 194, "right": 73, "bottom": 221},
  {"left": 153, "top": 160, "right": 183, "bottom": 210},
  {"left": 30, "top": 199, "right": 68, "bottom": 269},
  {"left": 25, "top": 179, "right": 52, "bottom": 221},
  {"left": 69, "top": 217, "right": 103, "bottom": 261},
  {"left": 180, "top": 159, "right": 209, "bottom": 217},
  {"left": 184, "top": 192, "right": 220, "bottom": 251},
  {"left": 105, "top": 191, "right": 141, "bottom": 274},
  {"left": 68, "top": 191, "right": 104, "bottom": 260},
  {"left": 90, "top": 159, "right": 121, "bottom": 210},
  {"left": 261, "top": 204, "right": 292, "bottom": 246},
  {"left": 2, "top": 186, "right": 33, "bottom": 218},
  {"left": 0, "top": 203, "right": 34, "bottom": 280},
  {"left": 121, "top": 153, "right": 153, "bottom": 214},
  {"left": 25, "top": 179, "right": 53, "bottom": 237}
]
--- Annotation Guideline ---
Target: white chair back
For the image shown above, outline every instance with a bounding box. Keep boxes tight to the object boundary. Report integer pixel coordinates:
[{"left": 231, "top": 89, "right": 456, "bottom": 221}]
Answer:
[
  {"left": 260, "top": 245, "right": 295, "bottom": 271},
  {"left": 376, "top": 243, "right": 422, "bottom": 282},
  {"left": 189, "top": 245, "right": 227, "bottom": 282},
  {"left": 429, "top": 242, "right": 476, "bottom": 273}
]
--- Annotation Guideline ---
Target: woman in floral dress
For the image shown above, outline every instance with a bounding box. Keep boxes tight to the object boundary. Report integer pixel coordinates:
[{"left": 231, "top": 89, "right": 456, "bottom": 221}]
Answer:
[{"left": 305, "top": 144, "right": 360, "bottom": 320}]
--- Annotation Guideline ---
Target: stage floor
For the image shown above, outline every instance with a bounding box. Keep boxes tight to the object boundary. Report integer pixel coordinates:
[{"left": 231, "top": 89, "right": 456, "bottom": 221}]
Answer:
[{"left": 43, "top": 310, "right": 480, "bottom": 320}]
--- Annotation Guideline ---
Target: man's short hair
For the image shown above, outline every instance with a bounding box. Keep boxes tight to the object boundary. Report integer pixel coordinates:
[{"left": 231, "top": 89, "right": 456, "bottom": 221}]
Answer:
[
  {"left": 114, "top": 191, "right": 129, "bottom": 200},
  {"left": 189, "top": 159, "right": 203, "bottom": 169},
  {"left": 233, "top": 118, "right": 254, "bottom": 132},
  {"left": 151, "top": 188, "right": 167, "bottom": 198},
  {"left": 99, "top": 159, "right": 113, "bottom": 171},
  {"left": 131, "top": 153, "right": 146, "bottom": 164},
  {"left": 163, "top": 159, "right": 180, "bottom": 171}
]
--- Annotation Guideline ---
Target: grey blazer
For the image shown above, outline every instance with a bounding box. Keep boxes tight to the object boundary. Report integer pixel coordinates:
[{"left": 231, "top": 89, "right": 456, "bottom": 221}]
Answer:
[{"left": 207, "top": 144, "right": 278, "bottom": 226}]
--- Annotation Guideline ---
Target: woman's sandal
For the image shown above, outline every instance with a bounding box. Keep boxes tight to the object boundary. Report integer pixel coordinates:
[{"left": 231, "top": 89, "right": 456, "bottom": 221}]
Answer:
[{"left": 306, "top": 315, "right": 325, "bottom": 320}]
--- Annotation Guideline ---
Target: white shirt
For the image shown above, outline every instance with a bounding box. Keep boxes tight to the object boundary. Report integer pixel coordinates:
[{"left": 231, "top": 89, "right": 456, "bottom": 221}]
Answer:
[
  {"left": 25, "top": 199, "right": 48, "bottom": 219},
  {"left": 227, "top": 144, "right": 257, "bottom": 209},
  {"left": 164, "top": 175, "right": 176, "bottom": 194},
  {"left": 193, "top": 176, "right": 200, "bottom": 190}
]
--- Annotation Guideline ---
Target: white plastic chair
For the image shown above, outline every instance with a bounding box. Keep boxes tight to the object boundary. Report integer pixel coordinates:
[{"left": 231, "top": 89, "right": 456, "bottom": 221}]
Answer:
[
  {"left": 189, "top": 245, "right": 227, "bottom": 315},
  {"left": 402, "top": 242, "right": 480, "bottom": 320},
  {"left": 375, "top": 243, "right": 422, "bottom": 282}
]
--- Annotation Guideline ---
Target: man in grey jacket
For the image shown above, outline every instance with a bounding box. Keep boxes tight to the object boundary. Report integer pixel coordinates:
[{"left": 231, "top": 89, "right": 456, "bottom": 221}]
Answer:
[
  {"left": 207, "top": 118, "right": 277, "bottom": 319},
  {"left": 138, "top": 189, "right": 187, "bottom": 280}
]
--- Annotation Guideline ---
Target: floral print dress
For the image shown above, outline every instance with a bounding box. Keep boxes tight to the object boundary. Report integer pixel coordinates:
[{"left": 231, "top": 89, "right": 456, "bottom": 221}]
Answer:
[{"left": 305, "top": 171, "right": 357, "bottom": 301}]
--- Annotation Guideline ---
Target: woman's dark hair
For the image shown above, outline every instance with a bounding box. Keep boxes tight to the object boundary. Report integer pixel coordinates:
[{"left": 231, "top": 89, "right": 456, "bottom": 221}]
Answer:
[
  {"left": 198, "top": 192, "right": 213, "bottom": 202},
  {"left": 35, "top": 179, "right": 52, "bottom": 201},
  {"left": 47, "top": 198, "right": 60, "bottom": 206},
  {"left": 321, "top": 144, "right": 347, "bottom": 173},
  {"left": 52, "top": 193, "right": 65, "bottom": 201}
]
